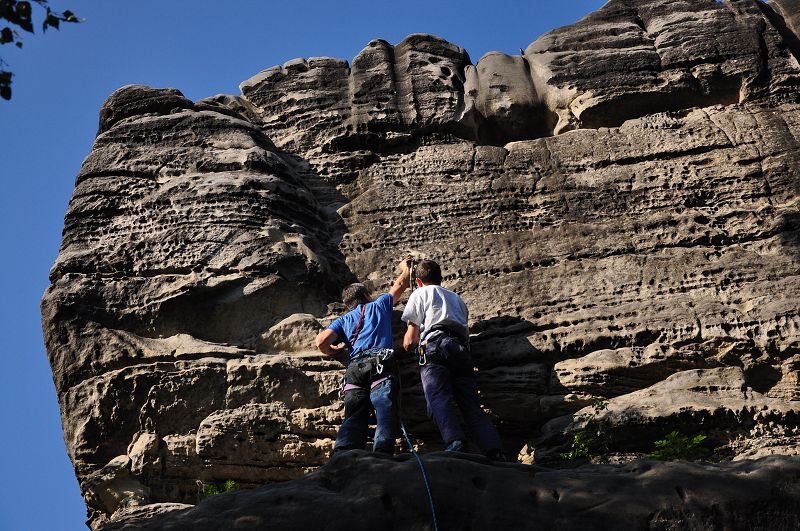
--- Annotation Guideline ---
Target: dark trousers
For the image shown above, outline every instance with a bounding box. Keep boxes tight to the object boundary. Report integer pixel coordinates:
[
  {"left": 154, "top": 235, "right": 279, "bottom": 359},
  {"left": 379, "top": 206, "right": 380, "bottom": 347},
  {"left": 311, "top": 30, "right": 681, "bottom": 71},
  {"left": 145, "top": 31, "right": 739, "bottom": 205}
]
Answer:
[
  {"left": 420, "top": 336, "right": 502, "bottom": 453},
  {"left": 334, "top": 378, "right": 399, "bottom": 454}
]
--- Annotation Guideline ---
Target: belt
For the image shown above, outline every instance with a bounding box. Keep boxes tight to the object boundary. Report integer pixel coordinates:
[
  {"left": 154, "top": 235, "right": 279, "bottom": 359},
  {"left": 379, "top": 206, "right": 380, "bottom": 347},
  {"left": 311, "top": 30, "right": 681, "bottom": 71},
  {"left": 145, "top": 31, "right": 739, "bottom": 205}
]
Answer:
[
  {"left": 350, "top": 347, "right": 391, "bottom": 362},
  {"left": 423, "top": 325, "right": 468, "bottom": 347},
  {"left": 340, "top": 348, "right": 394, "bottom": 396}
]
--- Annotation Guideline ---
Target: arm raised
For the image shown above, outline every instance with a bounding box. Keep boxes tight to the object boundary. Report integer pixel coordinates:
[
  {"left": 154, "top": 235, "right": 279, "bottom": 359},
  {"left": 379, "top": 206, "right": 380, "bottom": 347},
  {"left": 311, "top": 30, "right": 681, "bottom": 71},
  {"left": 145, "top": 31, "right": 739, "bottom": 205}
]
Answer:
[{"left": 388, "top": 257, "right": 412, "bottom": 302}]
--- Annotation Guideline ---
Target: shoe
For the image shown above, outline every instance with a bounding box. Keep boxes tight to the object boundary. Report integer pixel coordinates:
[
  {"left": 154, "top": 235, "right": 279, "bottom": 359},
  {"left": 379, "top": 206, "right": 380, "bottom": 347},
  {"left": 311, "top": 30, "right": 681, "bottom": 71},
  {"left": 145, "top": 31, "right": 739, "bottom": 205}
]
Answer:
[
  {"left": 445, "top": 439, "right": 466, "bottom": 452},
  {"left": 373, "top": 446, "right": 394, "bottom": 456},
  {"left": 486, "top": 449, "right": 508, "bottom": 462}
]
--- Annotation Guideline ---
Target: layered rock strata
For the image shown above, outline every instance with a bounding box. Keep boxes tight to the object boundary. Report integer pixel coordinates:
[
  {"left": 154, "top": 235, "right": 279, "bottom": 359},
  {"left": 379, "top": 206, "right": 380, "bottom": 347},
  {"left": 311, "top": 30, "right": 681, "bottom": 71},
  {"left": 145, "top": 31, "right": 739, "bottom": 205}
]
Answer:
[{"left": 42, "top": 0, "right": 800, "bottom": 528}]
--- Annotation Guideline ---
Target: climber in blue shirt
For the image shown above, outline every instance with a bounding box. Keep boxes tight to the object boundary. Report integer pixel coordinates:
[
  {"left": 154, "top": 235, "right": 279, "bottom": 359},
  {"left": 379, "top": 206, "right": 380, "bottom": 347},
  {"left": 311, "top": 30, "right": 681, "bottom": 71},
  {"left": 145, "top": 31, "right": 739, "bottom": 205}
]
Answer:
[{"left": 315, "top": 258, "right": 411, "bottom": 454}]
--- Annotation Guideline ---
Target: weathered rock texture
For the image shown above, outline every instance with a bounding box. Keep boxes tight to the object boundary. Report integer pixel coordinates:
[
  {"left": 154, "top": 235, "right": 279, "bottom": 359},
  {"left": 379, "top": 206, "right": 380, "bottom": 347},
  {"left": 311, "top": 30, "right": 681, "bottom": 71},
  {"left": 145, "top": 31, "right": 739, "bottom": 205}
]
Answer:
[
  {"left": 42, "top": 0, "right": 800, "bottom": 528},
  {"left": 103, "top": 452, "right": 800, "bottom": 531}
]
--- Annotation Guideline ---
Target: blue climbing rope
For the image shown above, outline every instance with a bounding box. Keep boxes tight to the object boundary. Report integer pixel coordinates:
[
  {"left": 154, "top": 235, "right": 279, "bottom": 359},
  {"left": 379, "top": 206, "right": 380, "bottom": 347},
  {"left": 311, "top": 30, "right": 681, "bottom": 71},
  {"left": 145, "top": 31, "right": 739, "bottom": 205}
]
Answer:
[{"left": 400, "top": 420, "right": 439, "bottom": 531}]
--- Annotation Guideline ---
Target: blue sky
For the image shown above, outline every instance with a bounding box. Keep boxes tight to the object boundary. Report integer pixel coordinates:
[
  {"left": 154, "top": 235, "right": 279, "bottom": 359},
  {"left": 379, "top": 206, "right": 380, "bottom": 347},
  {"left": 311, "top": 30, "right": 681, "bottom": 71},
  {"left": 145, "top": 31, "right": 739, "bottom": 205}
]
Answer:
[{"left": 0, "top": 1, "right": 606, "bottom": 529}]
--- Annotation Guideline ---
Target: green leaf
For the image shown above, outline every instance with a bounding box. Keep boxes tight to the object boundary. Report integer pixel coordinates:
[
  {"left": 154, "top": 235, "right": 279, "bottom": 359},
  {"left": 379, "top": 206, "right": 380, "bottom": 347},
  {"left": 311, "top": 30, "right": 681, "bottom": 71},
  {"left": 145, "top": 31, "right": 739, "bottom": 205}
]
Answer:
[
  {"left": 648, "top": 430, "right": 709, "bottom": 461},
  {"left": 15, "top": 40, "right": 22, "bottom": 48}
]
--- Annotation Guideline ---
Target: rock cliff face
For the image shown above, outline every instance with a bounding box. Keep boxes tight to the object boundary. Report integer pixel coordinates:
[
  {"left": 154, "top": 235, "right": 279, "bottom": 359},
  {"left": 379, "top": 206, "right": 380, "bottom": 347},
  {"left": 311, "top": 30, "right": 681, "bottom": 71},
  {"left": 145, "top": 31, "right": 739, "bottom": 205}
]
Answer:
[{"left": 42, "top": 0, "right": 800, "bottom": 528}]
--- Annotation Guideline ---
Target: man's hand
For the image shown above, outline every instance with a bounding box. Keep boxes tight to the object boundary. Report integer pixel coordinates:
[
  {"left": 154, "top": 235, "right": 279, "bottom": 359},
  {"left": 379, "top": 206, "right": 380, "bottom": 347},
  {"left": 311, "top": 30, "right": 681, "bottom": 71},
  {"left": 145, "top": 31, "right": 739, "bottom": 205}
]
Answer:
[
  {"left": 315, "top": 329, "right": 341, "bottom": 356},
  {"left": 403, "top": 322, "right": 421, "bottom": 351}
]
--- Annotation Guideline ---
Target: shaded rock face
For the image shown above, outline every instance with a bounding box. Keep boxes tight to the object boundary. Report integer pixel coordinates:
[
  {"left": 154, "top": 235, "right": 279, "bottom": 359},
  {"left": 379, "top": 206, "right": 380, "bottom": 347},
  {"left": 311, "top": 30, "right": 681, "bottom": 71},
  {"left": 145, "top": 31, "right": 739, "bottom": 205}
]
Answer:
[
  {"left": 104, "top": 453, "right": 800, "bottom": 531},
  {"left": 41, "top": 0, "right": 800, "bottom": 528}
]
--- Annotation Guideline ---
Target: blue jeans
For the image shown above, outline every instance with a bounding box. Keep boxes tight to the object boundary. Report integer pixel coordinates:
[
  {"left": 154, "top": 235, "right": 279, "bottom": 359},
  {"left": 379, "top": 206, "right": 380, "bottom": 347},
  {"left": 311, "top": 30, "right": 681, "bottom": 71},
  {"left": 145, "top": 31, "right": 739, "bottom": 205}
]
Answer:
[
  {"left": 334, "top": 378, "right": 399, "bottom": 454},
  {"left": 420, "top": 336, "right": 502, "bottom": 454}
]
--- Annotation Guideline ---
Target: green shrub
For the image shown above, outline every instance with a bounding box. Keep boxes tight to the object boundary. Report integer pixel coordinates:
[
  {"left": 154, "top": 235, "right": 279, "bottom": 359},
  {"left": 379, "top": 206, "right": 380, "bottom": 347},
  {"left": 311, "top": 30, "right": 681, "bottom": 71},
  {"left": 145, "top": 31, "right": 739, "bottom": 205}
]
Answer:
[
  {"left": 649, "top": 431, "right": 709, "bottom": 461},
  {"left": 202, "top": 480, "right": 238, "bottom": 498},
  {"left": 560, "top": 397, "right": 610, "bottom": 461},
  {"left": 560, "top": 430, "right": 595, "bottom": 460}
]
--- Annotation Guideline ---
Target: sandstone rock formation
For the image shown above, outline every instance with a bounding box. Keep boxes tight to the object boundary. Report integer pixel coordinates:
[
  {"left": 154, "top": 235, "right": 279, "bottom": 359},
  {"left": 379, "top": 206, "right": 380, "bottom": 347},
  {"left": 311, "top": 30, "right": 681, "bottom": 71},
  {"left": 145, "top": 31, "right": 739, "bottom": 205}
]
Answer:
[
  {"left": 42, "top": 0, "right": 800, "bottom": 528},
  {"left": 102, "top": 452, "right": 800, "bottom": 531}
]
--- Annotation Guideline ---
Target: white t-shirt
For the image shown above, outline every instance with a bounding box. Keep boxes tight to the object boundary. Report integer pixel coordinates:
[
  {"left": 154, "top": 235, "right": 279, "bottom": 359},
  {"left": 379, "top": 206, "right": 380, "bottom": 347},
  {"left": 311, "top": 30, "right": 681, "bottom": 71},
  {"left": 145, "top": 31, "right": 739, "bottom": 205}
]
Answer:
[{"left": 401, "top": 284, "right": 469, "bottom": 344}]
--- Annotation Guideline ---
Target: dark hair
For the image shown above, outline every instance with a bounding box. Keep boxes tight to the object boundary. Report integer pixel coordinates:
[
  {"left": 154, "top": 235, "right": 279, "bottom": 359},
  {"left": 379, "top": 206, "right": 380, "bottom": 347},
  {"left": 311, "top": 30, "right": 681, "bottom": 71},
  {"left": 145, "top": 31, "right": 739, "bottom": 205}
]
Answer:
[
  {"left": 342, "top": 283, "right": 370, "bottom": 308},
  {"left": 416, "top": 260, "right": 442, "bottom": 285}
]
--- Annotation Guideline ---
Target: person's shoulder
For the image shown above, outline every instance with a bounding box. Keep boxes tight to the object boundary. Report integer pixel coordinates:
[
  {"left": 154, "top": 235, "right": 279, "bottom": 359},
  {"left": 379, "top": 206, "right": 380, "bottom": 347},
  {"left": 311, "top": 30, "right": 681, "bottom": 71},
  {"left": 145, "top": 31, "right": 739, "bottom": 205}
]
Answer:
[
  {"left": 434, "top": 285, "right": 457, "bottom": 296},
  {"left": 375, "top": 293, "right": 393, "bottom": 305},
  {"left": 342, "top": 304, "right": 366, "bottom": 320},
  {"left": 407, "top": 286, "right": 429, "bottom": 302},
  {"left": 328, "top": 312, "right": 346, "bottom": 331},
  {"left": 439, "top": 285, "right": 466, "bottom": 302},
  {"left": 374, "top": 293, "right": 394, "bottom": 310}
]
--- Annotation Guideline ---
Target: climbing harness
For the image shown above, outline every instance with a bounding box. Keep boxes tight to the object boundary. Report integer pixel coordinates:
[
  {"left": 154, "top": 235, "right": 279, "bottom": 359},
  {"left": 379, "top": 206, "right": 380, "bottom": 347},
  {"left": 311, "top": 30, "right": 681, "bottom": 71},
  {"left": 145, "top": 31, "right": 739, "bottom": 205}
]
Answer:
[
  {"left": 339, "top": 348, "right": 395, "bottom": 397},
  {"left": 375, "top": 348, "right": 393, "bottom": 375},
  {"left": 417, "top": 325, "right": 470, "bottom": 368}
]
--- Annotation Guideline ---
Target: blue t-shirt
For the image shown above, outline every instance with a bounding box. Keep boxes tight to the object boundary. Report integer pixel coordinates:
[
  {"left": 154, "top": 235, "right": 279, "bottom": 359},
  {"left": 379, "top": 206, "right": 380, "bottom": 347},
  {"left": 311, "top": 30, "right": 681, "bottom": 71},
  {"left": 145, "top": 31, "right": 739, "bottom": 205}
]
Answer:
[{"left": 328, "top": 293, "right": 394, "bottom": 360}]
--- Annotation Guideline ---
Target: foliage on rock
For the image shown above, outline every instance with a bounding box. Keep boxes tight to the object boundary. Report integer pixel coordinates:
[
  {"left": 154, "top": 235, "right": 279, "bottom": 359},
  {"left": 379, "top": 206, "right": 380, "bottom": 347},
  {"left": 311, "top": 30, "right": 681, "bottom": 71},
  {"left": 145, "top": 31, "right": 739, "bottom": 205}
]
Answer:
[
  {"left": 202, "top": 480, "right": 237, "bottom": 498},
  {"left": 649, "top": 431, "right": 710, "bottom": 461},
  {"left": 560, "top": 398, "right": 610, "bottom": 461}
]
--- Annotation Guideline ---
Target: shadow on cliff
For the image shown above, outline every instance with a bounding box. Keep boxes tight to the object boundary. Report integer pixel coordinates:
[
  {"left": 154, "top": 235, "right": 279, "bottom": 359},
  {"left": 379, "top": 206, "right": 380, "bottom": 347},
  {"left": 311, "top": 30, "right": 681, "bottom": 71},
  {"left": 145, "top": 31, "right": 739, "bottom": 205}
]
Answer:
[
  {"left": 353, "top": 313, "right": 562, "bottom": 457},
  {"left": 756, "top": 1, "right": 800, "bottom": 65},
  {"left": 777, "top": 211, "right": 800, "bottom": 262},
  {"left": 278, "top": 151, "right": 360, "bottom": 292},
  {"left": 467, "top": 315, "right": 554, "bottom": 457},
  {"left": 147, "top": 148, "right": 361, "bottom": 352}
]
